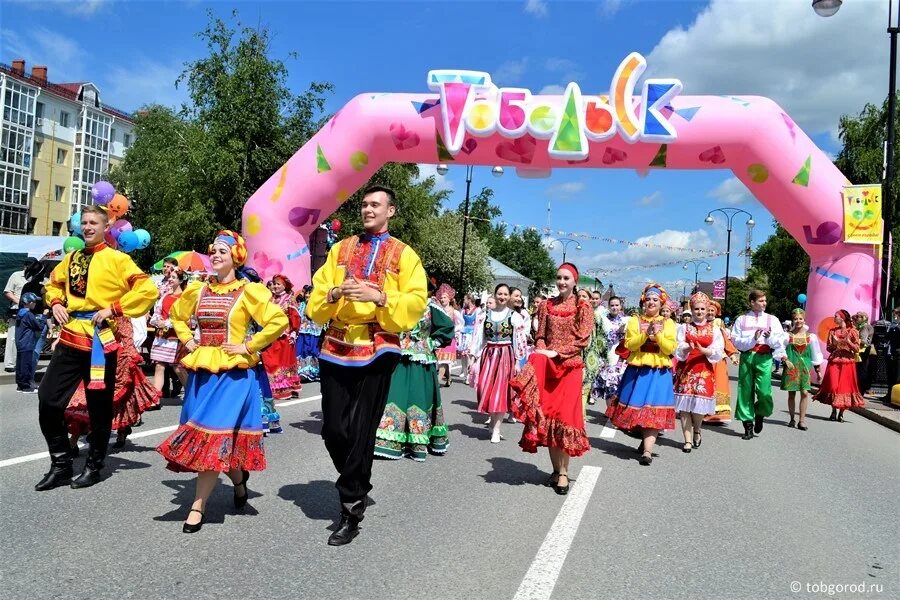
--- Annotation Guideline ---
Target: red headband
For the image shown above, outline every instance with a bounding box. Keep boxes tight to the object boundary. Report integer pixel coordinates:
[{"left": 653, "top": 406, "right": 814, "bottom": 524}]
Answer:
[{"left": 559, "top": 263, "right": 579, "bottom": 281}]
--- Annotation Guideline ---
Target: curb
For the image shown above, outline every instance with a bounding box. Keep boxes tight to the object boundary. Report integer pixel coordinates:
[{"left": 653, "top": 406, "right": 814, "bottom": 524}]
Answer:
[{"left": 851, "top": 405, "right": 900, "bottom": 434}]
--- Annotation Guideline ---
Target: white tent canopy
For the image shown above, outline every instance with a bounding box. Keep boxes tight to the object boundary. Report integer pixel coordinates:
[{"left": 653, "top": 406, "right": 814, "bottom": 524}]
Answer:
[
  {"left": 0, "top": 234, "right": 64, "bottom": 259},
  {"left": 484, "top": 257, "right": 534, "bottom": 305}
]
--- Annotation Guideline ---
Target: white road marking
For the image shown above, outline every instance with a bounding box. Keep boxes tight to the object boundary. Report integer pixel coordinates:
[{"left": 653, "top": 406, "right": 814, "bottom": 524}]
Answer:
[
  {"left": 599, "top": 425, "right": 617, "bottom": 439},
  {"left": 513, "top": 465, "right": 602, "bottom": 600},
  {"left": 0, "top": 394, "right": 323, "bottom": 468}
]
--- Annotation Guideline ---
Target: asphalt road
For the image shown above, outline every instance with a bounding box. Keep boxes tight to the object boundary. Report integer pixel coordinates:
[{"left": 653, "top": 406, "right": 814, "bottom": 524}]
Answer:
[{"left": 0, "top": 370, "right": 896, "bottom": 600}]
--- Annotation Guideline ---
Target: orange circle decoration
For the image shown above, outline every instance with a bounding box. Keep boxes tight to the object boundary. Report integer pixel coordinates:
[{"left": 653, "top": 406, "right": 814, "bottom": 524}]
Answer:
[
  {"left": 107, "top": 193, "right": 130, "bottom": 219},
  {"left": 817, "top": 316, "right": 835, "bottom": 344}
]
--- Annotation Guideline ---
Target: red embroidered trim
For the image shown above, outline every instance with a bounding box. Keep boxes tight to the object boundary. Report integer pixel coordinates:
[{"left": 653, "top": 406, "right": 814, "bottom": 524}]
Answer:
[
  {"left": 545, "top": 295, "right": 578, "bottom": 317},
  {"left": 111, "top": 302, "right": 123, "bottom": 317},
  {"left": 59, "top": 329, "right": 93, "bottom": 352},
  {"left": 50, "top": 299, "right": 64, "bottom": 307},
  {"left": 127, "top": 273, "right": 149, "bottom": 286},
  {"left": 84, "top": 242, "right": 107, "bottom": 254},
  {"left": 336, "top": 235, "right": 407, "bottom": 288},
  {"left": 157, "top": 424, "right": 266, "bottom": 473},
  {"left": 605, "top": 400, "right": 676, "bottom": 431}
]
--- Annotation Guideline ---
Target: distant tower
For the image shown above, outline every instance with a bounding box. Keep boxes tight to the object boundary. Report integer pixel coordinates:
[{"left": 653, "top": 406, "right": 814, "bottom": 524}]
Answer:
[{"left": 743, "top": 221, "right": 754, "bottom": 274}]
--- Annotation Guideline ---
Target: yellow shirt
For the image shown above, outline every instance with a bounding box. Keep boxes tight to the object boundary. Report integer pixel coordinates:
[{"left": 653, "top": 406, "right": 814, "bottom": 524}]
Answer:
[
  {"left": 307, "top": 233, "right": 427, "bottom": 367},
  {"left": 171, "top": 279, "right": 288, "bottom": 372},
  {"left": 45, "top": 242, "right": 159, "bottom": 351},
  {"left": 624, "top": 315, "right": 677, "bottom": 368}
]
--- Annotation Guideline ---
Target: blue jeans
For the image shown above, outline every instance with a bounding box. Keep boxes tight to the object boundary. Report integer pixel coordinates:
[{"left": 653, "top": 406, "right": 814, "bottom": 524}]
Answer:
[{"left": 32, "top": 321, "right": 48, "bottom": 379}]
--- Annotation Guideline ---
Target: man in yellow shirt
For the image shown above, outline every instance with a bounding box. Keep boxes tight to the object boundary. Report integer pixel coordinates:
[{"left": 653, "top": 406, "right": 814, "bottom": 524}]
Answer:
[
  {"left": 35, "top": 205, "right": 159, "bottom": 491},
  {"left": 307, "top": 185, "right": 427, "bottom": 546}
]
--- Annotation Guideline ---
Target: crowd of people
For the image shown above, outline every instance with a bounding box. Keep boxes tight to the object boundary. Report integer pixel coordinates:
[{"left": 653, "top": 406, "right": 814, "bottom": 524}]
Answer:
[{"left": 4, "top": 185, "right": 900, "bottom": 548}]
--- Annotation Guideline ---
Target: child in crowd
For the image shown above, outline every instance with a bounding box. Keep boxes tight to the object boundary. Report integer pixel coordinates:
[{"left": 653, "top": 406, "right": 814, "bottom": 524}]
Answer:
[{"left": 15, "top": 292, "right": 46, "bottom": 393}]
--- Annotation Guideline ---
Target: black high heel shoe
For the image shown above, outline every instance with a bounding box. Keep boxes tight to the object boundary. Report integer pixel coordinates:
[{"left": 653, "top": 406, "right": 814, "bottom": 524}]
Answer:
[
  {"left": 234, "top": 470, "right": 250, "bottom": 509},
  {"left": 554, "top": 474, "right": 570, "bottom": 495},
  {"left": 692, "top": 432, "right": 702, "bottom": 448},
  {"left": 543, "top": 472, "right": 560, "bottom": 487},
  {"left": 182, "top": 509, "right": 204, "bottom": 534}
]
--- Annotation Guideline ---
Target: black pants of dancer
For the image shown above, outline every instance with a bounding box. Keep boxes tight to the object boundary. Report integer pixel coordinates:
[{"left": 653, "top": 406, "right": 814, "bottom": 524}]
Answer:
[
  {"left": 38, "top": 344, "right": 117, "bottom": 457},
  {"left": 320, "top": 353, "right": 399, "bottom": 514}
]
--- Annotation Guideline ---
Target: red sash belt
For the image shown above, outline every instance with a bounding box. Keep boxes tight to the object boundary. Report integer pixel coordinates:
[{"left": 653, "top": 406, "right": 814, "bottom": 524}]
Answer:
[{"left": 750, "top": 344, "right": 772, "bottom": 354}]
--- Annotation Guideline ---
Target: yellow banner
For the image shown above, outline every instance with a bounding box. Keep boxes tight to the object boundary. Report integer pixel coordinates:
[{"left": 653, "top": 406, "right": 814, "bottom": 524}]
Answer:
[{"left": 842, "top": 184, "right": 883, "bottom": 245}]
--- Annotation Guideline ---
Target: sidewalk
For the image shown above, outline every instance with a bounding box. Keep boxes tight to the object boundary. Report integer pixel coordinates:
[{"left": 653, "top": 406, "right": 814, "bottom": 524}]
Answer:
[{"left": 853, "top": 391, "right": 900, "bottom": 434}]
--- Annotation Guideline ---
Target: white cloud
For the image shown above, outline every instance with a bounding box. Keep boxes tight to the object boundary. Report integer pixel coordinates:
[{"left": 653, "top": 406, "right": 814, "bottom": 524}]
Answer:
[
  {"left": 645, "top": 0, "right": 889, "bottom": 138},
  {"left": 524, "top": 0, "right": 548, "bottom": 18},
  {"left": 7, "top": 0, "right": 109, "bottom": 18},
  {"left": 583, "top": 229, "right": 718, "bottom": 269},
  {"left": 544, "top": 57, "right": 583, "bottom": 82},
  {"left": 538, "top": 84, "right": 565, "bottom": 95},
  {"left": 494, "top": 58, "right": 529, "bottom": 85},
  {"left": 597, "top": 0, "right": 624, "bottom": 18},
  {"left": 414, "top": 163, "right": 454, "bottom": 194},
  {"left": 707, "top": 177, "right": 753, "bottom": 205},
  {"left": 545, "top": 181, "right": 586, "bottom": 200},
  {"left": 103, "top": 60, "right": 186, "bottom": 112},
  {"left": 1, "top": 27, "right": 85, "bottom": 77},
  {"left": 638, "top": 191, "right": 663, "bottom": 206}
]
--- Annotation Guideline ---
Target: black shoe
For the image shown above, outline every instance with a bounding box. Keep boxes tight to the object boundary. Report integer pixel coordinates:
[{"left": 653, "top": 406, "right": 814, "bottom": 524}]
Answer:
[
  {"left": 741, "top": 421, "right": 754, "bottom": 440},
  {"left": 639, "top": 452, "right": 653, "bottom": 466},
  {"left": 787, "top": 419, "right": 796, "bottom": 428},
  {"left": 70, "top": 456, "right": 104, "bottom": 489},
  {"left": 543, "top": 472, "right": 560, "bottom": 487},
  {"left": 829, "top": 409, "right": 837, "bottom": 421},
  {"left": 837, "top": 411, "right": 845, "bottom": 423},
  {"left": 69, "top": 444, "right": 80, "bottom": 459},
  {"left": 692, "top": 432, "right": 702, "bottom": 449},
  {"left": 182, "top": 509, "right": 205, "bottom": 534},
  {"left": 113, "top": 427, "right": 132, "bottom": 449},
  {"left": 682, "top": 443, "right": 692, "bottom": 453},
  {"left": 554, "top": 474, "right": 570, "bottom": 495},
  {"left": 327, "top": 515, "right": 361, "bottom": 546},
  {"left": 797, "top": 422, "right": 808, "bottom": 431},
  {"left": 754, "top": 415, "right": 764, "bottom": 434},
  {"left": 234, "top": 470, "right": 250, "bottom": 509},
  {"left": 35, "top": 452, "right": 74, "bottom": 491}
]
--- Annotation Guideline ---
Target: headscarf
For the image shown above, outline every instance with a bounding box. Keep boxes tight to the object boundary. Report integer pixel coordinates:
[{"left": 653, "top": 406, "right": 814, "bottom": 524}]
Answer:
[
  {"left": 708, "top": 300, "right": 722, "bottom": 317},
  {"left": 209, "top": 229, "right": 248, "bottom": 267},
  {"left": 269, "top": 274, "right": 296, "bottom": 311},
  {"left": 558, "top": 262, "right": 579, "bottom": 281},
  {"left": 834, "top": 309, "right": 852, "bottom": 328},
  {"left": 270, "top": 274, "right": 294, "bottom": 293},
  {"left": 689, "top": 291, "right": 710, "bottom": 307},
  {"left": 640, "top": 282, "right": 669, "bottom": 306}
]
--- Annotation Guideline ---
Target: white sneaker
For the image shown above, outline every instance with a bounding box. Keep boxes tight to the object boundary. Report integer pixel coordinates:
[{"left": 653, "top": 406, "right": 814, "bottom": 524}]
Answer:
[{"left": 490, "top": 430, "right": 501, "bottom": 443}]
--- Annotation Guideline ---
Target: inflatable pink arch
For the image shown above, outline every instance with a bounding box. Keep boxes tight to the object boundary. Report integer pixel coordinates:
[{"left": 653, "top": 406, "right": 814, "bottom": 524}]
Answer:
[{"left": 242, "top": 52, "right": 881, "bottom": 339}]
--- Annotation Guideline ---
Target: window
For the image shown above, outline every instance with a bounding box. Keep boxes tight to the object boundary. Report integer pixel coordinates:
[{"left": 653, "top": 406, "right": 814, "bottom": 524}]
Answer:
[
  {"left": 35, "top": 102, "right": 44, "bottom": 119},
  {"left": 60, "top": 111, "right": 70, "bottom": 127},
  {"left": 110, "top": 128, "right": 117, "bottom": 143},
  {"left": 30, "top": 180, "right": 38, "bottom": 197},
  {"left": 52, "top": 221, "right": 62, "bottom": 236},
  {"left": 55, "top": 185, "right": 65, "bottom": 202},
  {"left": 123, "top": 133, "right": 132, "bottom": 148},
  {"left": 56, "top": 148, "right": 66, "bottom": 165},
  {"left": 33, "top": 140, "right": 42, "bottom": 158}
]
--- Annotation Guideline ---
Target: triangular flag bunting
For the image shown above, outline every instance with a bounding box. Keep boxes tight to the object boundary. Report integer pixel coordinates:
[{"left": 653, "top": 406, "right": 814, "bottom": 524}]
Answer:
[
  {"left": 792, "top": 155, "right": 811, "bottom": 187},
  {"left": 674, "top": 106, "right": 700, "bottom": 122},
  {"left": 650, "top": 144, "right": 668, "bottom": 167},
  {"left": 316, "top": 144, "right": 331, "bottom": 173},
  {"left": 436, "top": 131, "right": 455, "bottom": 161}
]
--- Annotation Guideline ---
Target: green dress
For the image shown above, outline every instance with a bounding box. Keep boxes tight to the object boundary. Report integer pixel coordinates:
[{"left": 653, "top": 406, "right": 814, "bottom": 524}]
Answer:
[
  {"left": 780, "top": 331, "right": 823, "bottom": 392},
  {"left": 582, "top": 307, "right": 609, "bottom": 404},
  {"left": 375, "top": 303, "right": 455, "bottom": 461}
]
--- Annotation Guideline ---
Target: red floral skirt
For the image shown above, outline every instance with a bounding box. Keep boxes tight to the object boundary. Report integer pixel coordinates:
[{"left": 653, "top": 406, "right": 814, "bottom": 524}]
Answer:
[
  {"left": 814, "top": 360, "right": 865, "bottom": 409},
  {"left": 510, "top": 353, "right": 590, "bottom": 458},
  {"left": 261, "top": 337, "right": 302, "bottom": 400}
]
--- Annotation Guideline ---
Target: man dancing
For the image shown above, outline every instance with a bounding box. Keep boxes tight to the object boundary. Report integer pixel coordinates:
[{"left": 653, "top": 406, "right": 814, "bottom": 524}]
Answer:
[
  {"left": 307, "top": 186, "right": 427, "bottom": 546},
  {"left": 730, "top": 289, "right": 786, "bottom": 440},
  {"left": 35, "top": 205, "right": 158, "bottom": 490}
]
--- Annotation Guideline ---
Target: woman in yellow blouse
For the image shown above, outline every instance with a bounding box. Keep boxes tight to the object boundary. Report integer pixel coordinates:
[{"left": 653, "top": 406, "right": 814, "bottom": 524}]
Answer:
[
  {"left": 605, "top": 283, "right": 677, "bottom": 465},
  {"left": 156, "top": 230, "right": 288, "bottom": 533}
]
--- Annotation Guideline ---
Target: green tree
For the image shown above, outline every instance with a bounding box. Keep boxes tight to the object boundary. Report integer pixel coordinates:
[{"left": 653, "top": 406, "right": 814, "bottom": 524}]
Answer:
[
  {"left": 417, "top": 212, "right": 492, "bottom": 294},
  {"left": 746, "top": 223, "right": 810, "bottom": 319},
  {"left": 490, "top": 228, "right": 558, "bottom": 297}
]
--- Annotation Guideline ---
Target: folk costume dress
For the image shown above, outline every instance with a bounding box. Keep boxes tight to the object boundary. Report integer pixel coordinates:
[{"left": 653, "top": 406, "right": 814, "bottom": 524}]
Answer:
[
  {"left": 470, "top": 307, "right": 529, "bottom": 414},
  {"left": 149, "top": 291, "right": 183, "bottom": 365},
  {"left": 582, "top": 305, "right": 609, "bottom": 404},
  {"left": 65, "top": 316, "right": 161, "bottom": 436},
  {"left": 731, "top": 311, "right": 787, "bottom": 423},
  {"left": 374, "top": 302, "right": 455, "bottom": 460},
  {"left": 595, "top": 312, "right": 629, "bottom": 402},
  {"left": 814, "top": 327, "right": 866, "bottom": 409},
  {"left": 605, "top": 316, "right": 678, "bottom": 432},
  {"left": 707, "top": 317, "right": 738, "bottom": 423},
  {"left": 673, "top": 321, "right": 725, "bottom": 415},
  {"left": 156, "top": 278, "right": 288, "bottom": 472},
  {"left": 434, "top": 304, "right": 462, "bottom": 371},
  {"left": 261, "top": 290, "right": 302, "bottom": 400},
  {"left": 511, "top": 294, "right": 594, "bottom": 457},
  {"left": 457, "top": 307, "right": 478, "bottom": 357},
  {"left": 780, "top": 329, "right": 824, "bottom": 392},
  {"left": 296, "top": 299, "right": 322, "bottom": 382}
]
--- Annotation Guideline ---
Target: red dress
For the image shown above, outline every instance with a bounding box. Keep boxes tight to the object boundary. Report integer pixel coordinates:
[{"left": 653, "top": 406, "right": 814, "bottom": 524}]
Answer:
[
  {"left": 261, "top": 293, "right": 302, "bottom": 400},
  {"left": 673, "top": 322, "right": 718, "bottom": 415},
  {"left": 66, "top": 317, "right": 161, "bottom": 435},
  {"left": 510, "top": 295, "right": 594, "bottom": 457},
  {"left": 814, "top": 327, "right": 865, "bottom": 409}
]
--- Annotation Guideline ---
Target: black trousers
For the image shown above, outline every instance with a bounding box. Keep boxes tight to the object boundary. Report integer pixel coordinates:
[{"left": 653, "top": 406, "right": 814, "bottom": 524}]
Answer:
[
  {"left": 38, "top": 344, "right": 117, "bottom": 457},
  {"left": 320, "top": 353, "right": 399, "bottom": 512}
]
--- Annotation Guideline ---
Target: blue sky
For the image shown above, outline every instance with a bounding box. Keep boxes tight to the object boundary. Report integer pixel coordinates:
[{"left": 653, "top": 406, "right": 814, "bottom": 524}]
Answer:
[{"left": 2, "top": 0, "right": 891, "bottom": 301}]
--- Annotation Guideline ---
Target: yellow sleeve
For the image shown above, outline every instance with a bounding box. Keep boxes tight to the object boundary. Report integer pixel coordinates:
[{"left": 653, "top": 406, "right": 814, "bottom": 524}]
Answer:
[
  {"left": 375, "top": 246, "right": 428, "bottom": 334},
  {"left": 657, "top": 318, "right": 678, "bottom": 356},
  {"left": 112, "top": 254, "right": 160, "bottom": 318},
  {"left": 170, "top": 281, "right": 203, "bottom": 344},
  {"left": 243, "top": 282, "right": 289, "bottom": 353},
  {"left": 307, "top": 244, "right": 342, "bottom": 325},
  {"left": 44, "top": 253, "right": 71, "bottom": 307},
  {"left": 624, "top": 317, "right": 647, "bottom": 352}
]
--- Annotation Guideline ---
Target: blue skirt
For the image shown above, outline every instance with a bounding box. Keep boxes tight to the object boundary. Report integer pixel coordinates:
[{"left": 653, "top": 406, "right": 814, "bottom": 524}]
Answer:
[
  {"left": 296, "top": 333, "right": 320, "bottom": 359},
  {"left": 605, "top": 366, "right": 677, "bottom": 431},
  {"left": 156, "top": 368, "right": 266, "bottom": 472}
]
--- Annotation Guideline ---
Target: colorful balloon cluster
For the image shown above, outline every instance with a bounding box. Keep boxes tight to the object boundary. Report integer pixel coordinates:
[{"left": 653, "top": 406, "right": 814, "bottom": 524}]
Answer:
[{"left": 63, "top": 180, "right": 152, "bottom": 254}]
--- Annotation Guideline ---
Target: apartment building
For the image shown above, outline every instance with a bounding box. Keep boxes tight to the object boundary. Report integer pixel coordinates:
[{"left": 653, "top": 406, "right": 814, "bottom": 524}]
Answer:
[{"left": 0, "top": 59, "right": 135, "bottom": 235}]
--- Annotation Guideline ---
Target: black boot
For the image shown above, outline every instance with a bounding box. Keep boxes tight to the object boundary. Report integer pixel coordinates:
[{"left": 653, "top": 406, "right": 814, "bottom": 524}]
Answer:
[
  {"left": 741, "top": 421, "right": 754, "bottom": 440},
  {"left": 754, "top": 414, "right": 765, "bottom": 434},
  {"left": 327, "top": 514, "right": 361, "bottom": 546},
  {"left": 71, "top": 434, "right": 108, "bottom": 489},
  {"left": 35, "top": 445, "right": 74, "bottom": 491}
]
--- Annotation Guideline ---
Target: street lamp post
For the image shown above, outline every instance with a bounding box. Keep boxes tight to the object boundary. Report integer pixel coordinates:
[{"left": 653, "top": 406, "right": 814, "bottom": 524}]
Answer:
[
  {"left": 704, "top": 208, "right": 755, "bottom": 310},
  {"left": 548, "top": 237, "right": 582, "bottom": 263},
  {"left": 682, "top": 259, "right": 712, "bottom": 290},
  {"left": 436, "top": 163, "right": 503, "bottom": 295},
  {"left": 814, "top": 0, "right": 897, "bottom": 316}
]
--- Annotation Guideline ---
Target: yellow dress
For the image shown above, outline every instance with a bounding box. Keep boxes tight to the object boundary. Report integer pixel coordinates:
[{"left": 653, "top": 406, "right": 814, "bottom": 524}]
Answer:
[{"left": 307, "top": 233, "right": 428, "bottom": 367}]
